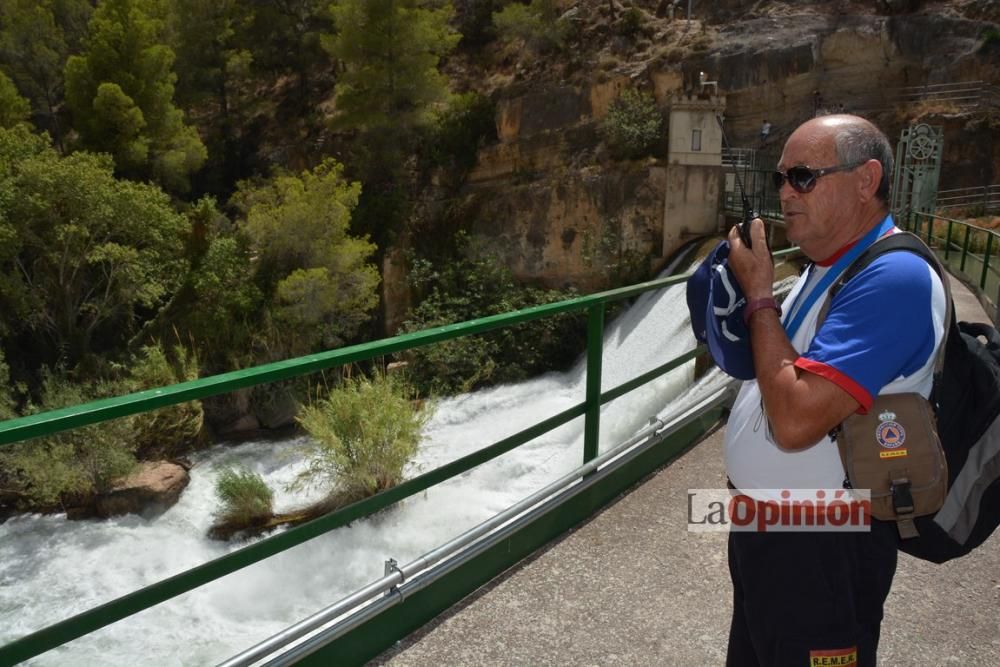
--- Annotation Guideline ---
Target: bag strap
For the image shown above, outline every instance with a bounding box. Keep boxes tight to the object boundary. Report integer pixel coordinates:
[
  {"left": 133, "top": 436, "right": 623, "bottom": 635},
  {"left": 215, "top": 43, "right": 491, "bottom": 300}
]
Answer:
[{"left": 817, "top": 232, "right": 955, "bottom": 379}]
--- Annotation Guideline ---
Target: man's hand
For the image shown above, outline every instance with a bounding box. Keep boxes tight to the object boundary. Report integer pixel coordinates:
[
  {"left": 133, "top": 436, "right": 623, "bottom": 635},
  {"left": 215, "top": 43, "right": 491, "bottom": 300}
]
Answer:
[
  {"left": 728, "top": 218, "right": 862, "bottom": 450},
  {"left": 727, "top": 218, "right": 774, "bottom": 300}
]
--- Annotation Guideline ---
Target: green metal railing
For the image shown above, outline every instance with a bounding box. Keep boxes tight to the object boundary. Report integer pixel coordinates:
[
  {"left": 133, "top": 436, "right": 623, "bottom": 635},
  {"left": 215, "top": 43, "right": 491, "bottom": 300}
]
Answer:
[
  {"left": 906, "top": 211, "right": 1000, "bottom": 324},
  {"left": 0, "top": 246, "right": 798, "bottom": 665}
]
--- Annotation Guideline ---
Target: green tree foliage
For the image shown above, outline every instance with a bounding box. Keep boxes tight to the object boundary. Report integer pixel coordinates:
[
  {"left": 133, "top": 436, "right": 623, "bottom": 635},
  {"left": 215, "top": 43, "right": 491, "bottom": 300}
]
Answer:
[
  {"left": 64, "top": 0, "right": 206, "bottom": 192},
  {"left": 420, "top": 92, "right": 497, "bottom": 179},
  {"left": 324, "top": 0, "right": 459, "bottom": 249},
  {"left": 0, "top": 340, "right": 202, "bottom": 509},
  {"left": 454, "top": 0, "right": 496, "bottom": 47},
  {"left": 324, "top": 0, "right": 460, "bottom": 131},
  {"left": 231, "top": 158, "right": 380, "bottom": 359},
  {"left": 161, "top": 0, "right": 262, "bottom": 195},
  {"left": 402, "top": 234, "right": 586, "bottom": 395},
  {"left": 493, "top": 0, "right": 569, "bottom": 51},
  {"left": 0, "top": 71, "right": 30, "bottom": 128},
  {"left": 294, "top": 372, "right": 428, "bottom": 501},
  {"left": 0, "top": 0, "right": 91, "bottom": 150},
  {"left": 126, "top": 343, "right": 203, "bottom": 459},
  {"left": 0, "top": 348, "right": 17, "bottom": 421},
  {"left": 213, "top": 467, "right": 274, "bottom": 524},
  {"left": 0, "top": 125, "right": 188, "bottom": 367},
  {"left": 0, "top": 371, "right": 138, "bottom": 508},
  {"left": 229, "top": 0, "right": 330, "bottom": 97},
  {"left": 601, "top": 89, "right": 663, "bottom": 160}
]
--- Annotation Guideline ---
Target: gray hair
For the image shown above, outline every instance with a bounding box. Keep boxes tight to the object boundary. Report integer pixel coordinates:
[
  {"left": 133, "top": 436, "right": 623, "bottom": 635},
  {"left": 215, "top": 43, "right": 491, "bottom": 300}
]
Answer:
[{"left": 832, "top": 121, "right": 894, "bottom": 204}]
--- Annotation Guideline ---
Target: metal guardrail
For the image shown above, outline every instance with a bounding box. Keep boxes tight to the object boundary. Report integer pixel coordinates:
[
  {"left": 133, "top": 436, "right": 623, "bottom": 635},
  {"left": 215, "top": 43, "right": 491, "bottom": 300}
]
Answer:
[
  {"left": 891, "top": 80, "right": 987, "bottom": 108},
  {"left": 721, "top": 147, "right": 756, "bottom": 170},
  {"left": 936, "top": 185, "right": 1000, "bottom": 213},
  {"left": 0, "top": 247, "right": 800, "bottom": 665},
  {"left": 220, "top": 384, "right": 737, "bottom": 667},
  {"left": 906, "top": 211, "right": 1000, "bottom": 325}
]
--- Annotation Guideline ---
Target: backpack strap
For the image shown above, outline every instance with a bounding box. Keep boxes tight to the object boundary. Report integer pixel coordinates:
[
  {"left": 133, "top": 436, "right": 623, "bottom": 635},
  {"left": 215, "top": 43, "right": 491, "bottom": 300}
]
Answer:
[{"left": 817, "top": 232, "right": 955, "bottom": 380}]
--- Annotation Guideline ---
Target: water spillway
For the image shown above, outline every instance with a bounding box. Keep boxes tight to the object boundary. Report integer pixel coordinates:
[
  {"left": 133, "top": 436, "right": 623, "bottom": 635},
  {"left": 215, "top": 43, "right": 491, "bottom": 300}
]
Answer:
[{"left": 0, "top": 275, "right": 727, "bottom": 666}]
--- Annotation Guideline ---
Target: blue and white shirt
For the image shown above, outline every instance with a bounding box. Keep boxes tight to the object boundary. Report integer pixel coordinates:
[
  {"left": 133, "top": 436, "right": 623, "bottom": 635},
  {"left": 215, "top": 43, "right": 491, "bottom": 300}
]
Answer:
[{"left": 725, "top": 226, "right": 948, "bottom": 492}]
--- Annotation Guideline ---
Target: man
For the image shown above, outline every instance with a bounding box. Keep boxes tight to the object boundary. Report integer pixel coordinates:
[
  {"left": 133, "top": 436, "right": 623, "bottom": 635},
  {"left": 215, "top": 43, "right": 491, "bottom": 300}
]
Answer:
[
  {"left": 723, "top": 115, "right": 947, "bottom": 666},
  {"left": 759, "top": 119, "right": 771, "bottom": 146}
]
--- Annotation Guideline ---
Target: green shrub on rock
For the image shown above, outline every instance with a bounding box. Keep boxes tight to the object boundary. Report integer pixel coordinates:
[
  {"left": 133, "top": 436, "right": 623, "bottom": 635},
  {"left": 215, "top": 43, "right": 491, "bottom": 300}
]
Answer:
[
  {"left": 294, "top": 373, "right": 429, "bottom": 502},
  {"left": 213, "top": 467, "right": 274, "bottom": 525},
  {"left": 602, "top": 89, "right": 663, "bottom": 160},
  {"left": 0, "top": 372, "right": 137, "bottom": 508}
]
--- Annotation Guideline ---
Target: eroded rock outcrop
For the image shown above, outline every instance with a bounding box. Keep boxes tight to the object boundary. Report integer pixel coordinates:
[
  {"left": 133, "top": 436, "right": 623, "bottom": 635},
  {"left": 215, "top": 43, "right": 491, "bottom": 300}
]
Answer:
[{"left": 93, "top": 461, "right": 190, "bottom": 518}]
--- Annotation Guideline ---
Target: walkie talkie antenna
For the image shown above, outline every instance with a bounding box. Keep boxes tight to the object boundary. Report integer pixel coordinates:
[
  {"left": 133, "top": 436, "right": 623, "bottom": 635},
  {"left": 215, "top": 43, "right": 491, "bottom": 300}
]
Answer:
[{"left": 715, "top": 114, "right": 756, "bottom": 249}]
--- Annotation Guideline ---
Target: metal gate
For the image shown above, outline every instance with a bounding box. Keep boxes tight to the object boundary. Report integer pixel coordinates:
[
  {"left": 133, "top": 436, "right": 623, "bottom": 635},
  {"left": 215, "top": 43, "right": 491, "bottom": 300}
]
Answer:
[{"left": 891, "top": 123, "right": 944, "bottom": 224}]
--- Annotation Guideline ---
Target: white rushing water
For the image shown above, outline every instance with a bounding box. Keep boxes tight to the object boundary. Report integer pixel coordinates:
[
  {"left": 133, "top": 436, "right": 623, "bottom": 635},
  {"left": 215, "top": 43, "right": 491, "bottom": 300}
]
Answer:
[{"left": 0, "top": 275, "right": 726, "bottom": 666}]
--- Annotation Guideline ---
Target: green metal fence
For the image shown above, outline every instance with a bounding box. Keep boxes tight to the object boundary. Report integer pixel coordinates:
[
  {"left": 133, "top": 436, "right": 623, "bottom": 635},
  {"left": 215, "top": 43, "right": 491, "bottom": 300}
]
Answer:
[
  {"left": 906, "top": 211, "right": 1000, "bottom": 324},
  {"left": 0, "top": 246, "right": 798, "bottom": 665}
]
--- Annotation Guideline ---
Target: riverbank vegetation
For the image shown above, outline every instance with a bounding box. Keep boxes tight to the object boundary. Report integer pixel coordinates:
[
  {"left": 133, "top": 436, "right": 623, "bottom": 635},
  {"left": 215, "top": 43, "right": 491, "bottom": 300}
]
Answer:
[
  {"left": 209, "top": 371, "right": 429, "bottom": 540},
  {"left": 0, "top": 0, "right": 648, "bottom": 517}
]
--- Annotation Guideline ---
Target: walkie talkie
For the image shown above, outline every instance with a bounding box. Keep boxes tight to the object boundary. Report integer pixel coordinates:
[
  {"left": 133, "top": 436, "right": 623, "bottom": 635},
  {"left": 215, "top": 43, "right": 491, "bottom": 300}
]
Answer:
[{"left": 716, "top": 115, "right": 756, "bottom": 249}]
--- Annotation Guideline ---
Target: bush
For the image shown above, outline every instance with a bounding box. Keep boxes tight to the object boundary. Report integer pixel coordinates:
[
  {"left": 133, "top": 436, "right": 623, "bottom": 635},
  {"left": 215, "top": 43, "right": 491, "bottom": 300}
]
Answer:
[
  {"left": 402, "top": 235, "right": 586, "bottom": 395},
  {"left": 127, "top": 343, "right": 204, "bottom": 459},
  {"left": 0, "top": 342, "right": 201, "bottom": 509},
  {"left": 618, "top": 7, "right": 644, "bottom": 36},
  {"left": 981, "top": 27, "right": 1000, "bottom": 52},
  {"left": 494, "top": 0, "right": 569, "bottom": 51},
  {"left": 294, "top": 373, "right": 429, "bottom": 501},
  {"left": 214, "top": 468, "right": 274, "bottom": 524},
  {"left": 602, "top": 89, "right": 663, "bottom": 160},
  {"left": 0, "top": 372, "right": 137, "bottom": 508},
  {"left": 420, "top": 93, "right": 497, "bottom": 178},
  {"left": 455, "top": 0, "right": 496, "bottom": 47}
]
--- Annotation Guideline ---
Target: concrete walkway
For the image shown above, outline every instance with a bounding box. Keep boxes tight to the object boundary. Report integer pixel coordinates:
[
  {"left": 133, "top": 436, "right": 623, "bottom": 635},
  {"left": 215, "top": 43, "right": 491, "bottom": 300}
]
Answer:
[{"left": 376, "top": 274, "right": 1000, "bottom": 666}]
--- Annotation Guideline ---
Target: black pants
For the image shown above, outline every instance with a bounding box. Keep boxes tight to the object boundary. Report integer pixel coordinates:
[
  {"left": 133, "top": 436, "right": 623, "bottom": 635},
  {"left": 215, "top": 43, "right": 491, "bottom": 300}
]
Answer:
[{"left": 726, "top": 520, "right": 898, "bottom": 667}]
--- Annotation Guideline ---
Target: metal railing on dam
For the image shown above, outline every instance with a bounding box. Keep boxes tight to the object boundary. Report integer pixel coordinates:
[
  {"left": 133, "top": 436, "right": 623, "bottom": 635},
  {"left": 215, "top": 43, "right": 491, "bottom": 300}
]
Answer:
[
  {"left": 907, "top": 211, "right": 1000, "bottom": 324},
  {"left": 0, "top": 246, "right": 801, "bottom": 666}
]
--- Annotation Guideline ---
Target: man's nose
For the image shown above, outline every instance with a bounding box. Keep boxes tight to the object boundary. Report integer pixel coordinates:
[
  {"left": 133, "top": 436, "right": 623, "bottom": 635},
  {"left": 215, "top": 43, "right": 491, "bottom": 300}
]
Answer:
[{"left": 778, "top": 179, "right": 796, "bottom": 203}]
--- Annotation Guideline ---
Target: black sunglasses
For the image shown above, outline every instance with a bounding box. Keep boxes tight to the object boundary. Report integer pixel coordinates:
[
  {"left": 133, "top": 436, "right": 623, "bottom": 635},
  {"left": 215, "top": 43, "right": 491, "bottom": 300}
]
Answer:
[{"left": 771, "top": 161, "right": 866, "bottom": 194}]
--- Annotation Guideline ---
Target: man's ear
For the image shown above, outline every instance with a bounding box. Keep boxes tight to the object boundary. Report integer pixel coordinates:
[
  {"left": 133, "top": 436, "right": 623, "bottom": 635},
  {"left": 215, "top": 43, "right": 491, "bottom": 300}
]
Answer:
[{"left": 857, "top": 159, "right": 882, "bottom": 203}]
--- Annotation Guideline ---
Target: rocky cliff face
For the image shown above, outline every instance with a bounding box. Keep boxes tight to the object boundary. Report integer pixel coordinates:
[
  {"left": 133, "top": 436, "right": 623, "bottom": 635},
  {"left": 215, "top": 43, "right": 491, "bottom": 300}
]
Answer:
[{"left": 384, "top": 1, "right": 998, "bottom": 331}]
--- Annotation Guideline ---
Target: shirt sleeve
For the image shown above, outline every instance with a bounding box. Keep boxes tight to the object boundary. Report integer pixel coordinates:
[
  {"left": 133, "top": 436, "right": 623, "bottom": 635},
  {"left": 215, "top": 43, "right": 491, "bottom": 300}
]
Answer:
[{"left": 793, "top": 252, "right": 939, "bottom": 413}]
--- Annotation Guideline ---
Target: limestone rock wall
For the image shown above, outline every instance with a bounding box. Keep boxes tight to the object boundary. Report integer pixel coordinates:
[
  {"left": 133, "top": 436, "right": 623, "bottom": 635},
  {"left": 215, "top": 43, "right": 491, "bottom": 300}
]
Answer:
[
  {"left": 381, "top": 8, "right": 998, "bottom": 330},
  {"left": 464, "top": 166, "right": 666, "bottom": 293}
]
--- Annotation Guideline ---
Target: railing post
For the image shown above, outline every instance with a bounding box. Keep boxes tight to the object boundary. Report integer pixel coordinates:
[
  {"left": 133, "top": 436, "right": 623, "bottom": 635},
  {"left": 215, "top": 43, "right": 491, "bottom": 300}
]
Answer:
[
  {"left": 945, "top": 220, "right": 953, "bottom": 260},
  {"left": 961, "top": 224, "right": 972, "bottom": 272},
  {"left": 926, "top": 213, "right": 934, "bottom": 246},
  {"left": 980, "top": 232, "right": 994, "bottom": 291},
  {"left": 583, "top": 304, "right": 605, "bottom": 463}
]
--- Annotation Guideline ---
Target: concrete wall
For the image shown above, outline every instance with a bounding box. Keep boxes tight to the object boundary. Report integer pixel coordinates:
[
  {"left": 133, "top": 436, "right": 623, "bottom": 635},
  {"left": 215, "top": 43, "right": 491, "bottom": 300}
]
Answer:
[
  {"left": 663, "top": 94, "right": 725, "bottom": 254},
  {"left": 663, "top": 164, "right": 722, "bottom": 255}
]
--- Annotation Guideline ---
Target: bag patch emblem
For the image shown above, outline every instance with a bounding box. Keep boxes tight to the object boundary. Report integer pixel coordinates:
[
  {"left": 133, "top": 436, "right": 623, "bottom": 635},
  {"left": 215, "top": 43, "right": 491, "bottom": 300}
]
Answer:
[
  {"left": 875, "top": 410, "right": 905, "bottom": 448},
  {"left": 809, "top": 646, "right": 858, "bottom": 665}
]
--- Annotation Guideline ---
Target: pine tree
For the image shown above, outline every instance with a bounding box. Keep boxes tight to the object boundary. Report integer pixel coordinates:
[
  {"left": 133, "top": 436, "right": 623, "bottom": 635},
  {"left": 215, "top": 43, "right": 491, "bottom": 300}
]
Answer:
[
  {"left": 0, "top": 72, "right": 31, "bottom": 128},
  {"left": 64, "top": 0, "right": 206, "bottom": 193},
  {"left": 324, "top": 0, "right": 460, "bottom": 131},
  {"left": 161, "top": 0, "right": 256, "bottom": 194},
  {"left": 0, "top": 0, "right": 91, "bottom": 151}
]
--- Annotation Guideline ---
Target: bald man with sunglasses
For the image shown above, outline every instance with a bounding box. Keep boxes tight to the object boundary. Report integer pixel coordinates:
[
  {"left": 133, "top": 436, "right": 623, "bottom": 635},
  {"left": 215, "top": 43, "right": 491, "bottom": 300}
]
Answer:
[{"left": 722, "top": 115, "right": 947, "bottom": 666}]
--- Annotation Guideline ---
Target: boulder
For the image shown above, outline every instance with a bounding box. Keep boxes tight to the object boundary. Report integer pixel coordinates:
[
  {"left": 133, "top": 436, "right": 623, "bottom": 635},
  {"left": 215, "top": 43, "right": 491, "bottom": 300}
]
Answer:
[{"left": 94, "top": 461, "right": 190, "bottom": 518}]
